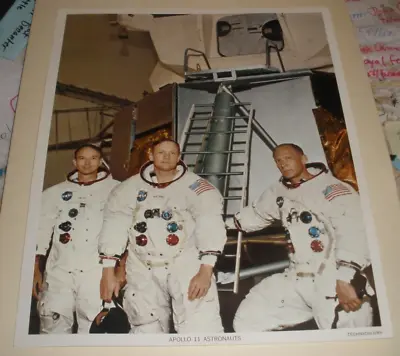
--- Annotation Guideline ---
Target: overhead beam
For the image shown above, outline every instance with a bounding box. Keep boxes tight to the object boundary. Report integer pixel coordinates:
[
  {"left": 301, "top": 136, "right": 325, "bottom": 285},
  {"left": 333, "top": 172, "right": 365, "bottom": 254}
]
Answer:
[{"left": 56, "top": 82, "right": 135, "bottom": 107}]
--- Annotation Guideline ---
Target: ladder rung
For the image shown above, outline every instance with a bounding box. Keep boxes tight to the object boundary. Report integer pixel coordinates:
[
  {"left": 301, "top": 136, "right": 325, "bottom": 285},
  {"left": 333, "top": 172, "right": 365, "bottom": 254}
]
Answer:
[
  {"left": 218, "top": 288, "right": 235, "bottom": 292},
  {"left": 223, "top": 196, "right": 242, "bottom": 200},
  {"left": 232, "top": 102, "right": 251, "bottom": 106},
  {"left": 223, "top": 254, "right": 237, "bottom": 258},
  {"left": 191, "top": 115, "right": 249, "bottom": 120},
  {"left": 193, "top": 102, "right": 251, "bottom": 108},
  {"left": 234, "top": 125, "right": 248, "bottom": 129},
  {"left": 228, "top": 187, "right": 243, "bottom": 191},
  {"left": 182, "top": 150, "right": 245, "bottom": 154},
  {"left": 194, "top": 104, "right": 214, "bottom": 107},
  {"left": 197, "top": 172, "right": 243, "bottom": 176},
  {"left": 184, "top": 130, "right": 247, "bottom": 135},
  {"left": 193, "top": 109, "right": 213, "bottom": 113},
  {"left": 233, "top": 141, "right": 247, "bottom": 145},
  {"left": 185, "top": 142, "right": 202, "bottom": 146},
  {"left": 212, "top": 116, "right": 249, "bottom": 119},
  {"left": 192, "top": 113, "right": 212, "bottom": 117}
]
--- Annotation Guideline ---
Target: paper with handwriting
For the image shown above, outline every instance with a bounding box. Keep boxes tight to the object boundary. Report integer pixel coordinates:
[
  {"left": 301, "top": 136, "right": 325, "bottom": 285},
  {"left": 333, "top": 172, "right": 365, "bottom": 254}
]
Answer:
[{"left": 0, "top": 58, "right": 23, "bottom": 207}]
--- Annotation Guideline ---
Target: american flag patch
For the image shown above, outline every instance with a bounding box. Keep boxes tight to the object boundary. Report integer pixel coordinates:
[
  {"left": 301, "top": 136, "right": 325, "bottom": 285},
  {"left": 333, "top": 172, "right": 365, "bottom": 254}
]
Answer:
[
  {"left": 189, "top": 179, "right": 215, "bottom": 195},
  {"left": 323, "top": 183, "right": 352, "bottom": 201}
]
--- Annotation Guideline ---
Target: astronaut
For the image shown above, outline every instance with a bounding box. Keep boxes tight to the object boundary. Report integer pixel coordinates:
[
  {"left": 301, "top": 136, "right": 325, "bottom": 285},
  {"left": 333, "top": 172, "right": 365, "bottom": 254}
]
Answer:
[
  {"left": 99, "top": 138, "right": 226, "bottom": 334},
  {"left": 228, "top": 143, "right": 373, "bottom": 332},
  {"left": 32, "top": 144, "right": 120, "bottom": 334}
]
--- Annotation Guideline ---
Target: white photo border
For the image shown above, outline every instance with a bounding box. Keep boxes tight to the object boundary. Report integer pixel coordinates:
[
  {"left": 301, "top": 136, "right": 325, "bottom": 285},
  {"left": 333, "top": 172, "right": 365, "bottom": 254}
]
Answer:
[{"left": 13, "top": 5, "right": 393, "bottom": 348}]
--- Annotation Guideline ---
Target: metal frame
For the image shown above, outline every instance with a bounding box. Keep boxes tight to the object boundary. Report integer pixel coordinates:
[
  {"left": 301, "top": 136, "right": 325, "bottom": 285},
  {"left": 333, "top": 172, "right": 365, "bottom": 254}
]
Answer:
[
  {"left": 183, "top": 48, "right": 212, "bottom": 76},
  {"left": 179, "top": 93, "right": 259, "bottom": 294},
  {"left": 48, "top": 106, "right": 119, "bottom": 152},
  {"left": 49, "top": 83, "right": 135, "bottom": 153},
  {"left": 232, "top": 104, "right": 254, "bottom": 294},
  {"left": 56, "top": 82, "right": 134, "bottom": 106}
]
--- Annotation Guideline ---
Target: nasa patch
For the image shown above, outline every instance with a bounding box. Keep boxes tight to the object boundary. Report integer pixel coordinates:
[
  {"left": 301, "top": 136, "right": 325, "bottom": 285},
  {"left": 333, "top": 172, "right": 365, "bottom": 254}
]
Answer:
[
  {"left": 137, "top": 190, "right": 147, "bottom": 202},
  {"left": 61, "top": 191, "right": 73, "bottom": 201}
]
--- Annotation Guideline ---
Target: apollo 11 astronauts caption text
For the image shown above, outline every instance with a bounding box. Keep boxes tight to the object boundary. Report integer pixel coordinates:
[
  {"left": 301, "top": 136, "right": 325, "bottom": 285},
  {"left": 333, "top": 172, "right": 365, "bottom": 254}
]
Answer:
[
  {"left": 15, "top": 9, "right": 392, "bottom": 347},
  {"left": 168, "top": 335, "right": 242, "bottom": 344}
]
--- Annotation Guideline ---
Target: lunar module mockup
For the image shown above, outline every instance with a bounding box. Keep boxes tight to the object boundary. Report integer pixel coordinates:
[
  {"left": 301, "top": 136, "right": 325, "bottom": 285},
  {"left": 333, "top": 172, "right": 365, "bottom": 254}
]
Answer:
[{"left": 106, "top": 14, "right": 343, "bottom": 298}]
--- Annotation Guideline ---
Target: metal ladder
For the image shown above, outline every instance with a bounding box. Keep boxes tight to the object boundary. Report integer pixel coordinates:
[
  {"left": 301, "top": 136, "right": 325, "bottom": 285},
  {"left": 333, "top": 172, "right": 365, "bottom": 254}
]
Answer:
[{"left": 179, "top": 87, "right": 254, "bottom": 294}]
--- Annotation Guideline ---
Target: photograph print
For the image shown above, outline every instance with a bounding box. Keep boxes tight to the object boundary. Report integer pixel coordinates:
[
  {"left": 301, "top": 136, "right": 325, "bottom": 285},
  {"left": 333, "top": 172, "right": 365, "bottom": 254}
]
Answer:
[{"left": 17, "top": 9, "right": 391, "bottom": 347}]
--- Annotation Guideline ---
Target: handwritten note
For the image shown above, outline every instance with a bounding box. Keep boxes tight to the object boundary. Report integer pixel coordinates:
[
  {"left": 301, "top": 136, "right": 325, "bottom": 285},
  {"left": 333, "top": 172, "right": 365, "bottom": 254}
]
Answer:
[
  {"left": 345, "top": 0, "right": 400, "bottom": 181},
  {"left": 346, "top": 0, "right": 400, "bottom": 26},
  {"left": 0, "top": 58, "right": 23, "bottom": 206},
  {"left": 345, "top": 1, "right": 400, "bottom": 81},
  {"left": 0, "top": 0, "right": 35, "bottom": 61}
]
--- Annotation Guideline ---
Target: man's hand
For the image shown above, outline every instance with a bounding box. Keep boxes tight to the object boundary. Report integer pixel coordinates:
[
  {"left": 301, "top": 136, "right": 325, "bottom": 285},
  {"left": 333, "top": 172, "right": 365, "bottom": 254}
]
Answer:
[
  {"left": 336, "top": 279, "right": 362, "bottom": 312},
  {"left": 100, "top": 267, "right": 120, "bottom": 303},
  {"left": 115, "top": 262, "right": 127, "bottom": 289},
  {"left": 32, "top": 266, "right": 43, "bottom": 300},
  {"left": 188, "top": 264, "right": 214, "bottom": 301}
]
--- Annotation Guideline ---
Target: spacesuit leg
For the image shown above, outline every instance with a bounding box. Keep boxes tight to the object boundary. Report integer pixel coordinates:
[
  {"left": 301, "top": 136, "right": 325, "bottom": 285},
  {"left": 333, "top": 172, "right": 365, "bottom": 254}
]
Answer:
[
  {"left": 233, "top": 272, "right": 314, "bottom": 332},
  {"left": 75, "top": 266, "right": 104, "bottom": 333},
  {"left": 311, "top": 272, "right": 373, "bottom": 329},
  {"left": 123, "top": 272, "right": 171, "bottom": 334},
  {"left": 168, "top": 260, "right": 224, "bottom": 333},
  {"left": 37, "top": 268, "right": 75, "bottom": 334}
]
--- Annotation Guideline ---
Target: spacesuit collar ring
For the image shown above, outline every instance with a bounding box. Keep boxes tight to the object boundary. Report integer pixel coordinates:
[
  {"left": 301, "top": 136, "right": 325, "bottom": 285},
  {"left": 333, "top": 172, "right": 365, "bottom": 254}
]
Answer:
[
  {"left": 280, "top": 162, "right": 328, "bottom": 189},
  {"left": 67, "top": 167, "right": 111, "bottom": 186},
  {"left": 139, "top": 160, "right": 188, "bottom": 189}
]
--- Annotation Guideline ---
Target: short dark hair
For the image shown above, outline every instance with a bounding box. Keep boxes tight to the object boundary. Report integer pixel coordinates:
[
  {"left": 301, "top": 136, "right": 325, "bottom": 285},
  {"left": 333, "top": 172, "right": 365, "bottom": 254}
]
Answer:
[
  {"left": 74, "top": 144, "right": 103, "bottom": 159},
  {"left": 272, "top": 143, "right": 304, "bottom": 157},
  {"left": 150, "top": 138, "right": 180, "bottom": 153}
]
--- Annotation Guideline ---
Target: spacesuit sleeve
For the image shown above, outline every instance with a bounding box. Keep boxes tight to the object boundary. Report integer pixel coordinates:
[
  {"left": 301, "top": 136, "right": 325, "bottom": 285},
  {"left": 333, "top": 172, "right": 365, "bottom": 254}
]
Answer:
[
  {"left": 187, "top": 181, "right": 227, "bottom": 267},
  {"left": 98, "top": 183, "right": 134, "bottom": 268},
  {"left": 233, "top": 187, "right": 279, "bottom": 233},
  {"left": 325, "top": 185, "right": 371, "bottom": 282},
  {"left": 36, "top": 187, "right": 59, "bottom": 256}
]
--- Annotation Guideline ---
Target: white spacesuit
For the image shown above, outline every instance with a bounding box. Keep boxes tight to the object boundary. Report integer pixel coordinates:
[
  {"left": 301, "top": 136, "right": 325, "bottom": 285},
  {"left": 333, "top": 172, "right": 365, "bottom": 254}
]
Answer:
[
  {"left": 36, "top": 168, "right": 119, "bottom": 333},
  {"left": 98, "top": 162, "right": 227, "bottom": 333},
  {"left": 230, "top": 163, "right": 373, "bottom": 332}
]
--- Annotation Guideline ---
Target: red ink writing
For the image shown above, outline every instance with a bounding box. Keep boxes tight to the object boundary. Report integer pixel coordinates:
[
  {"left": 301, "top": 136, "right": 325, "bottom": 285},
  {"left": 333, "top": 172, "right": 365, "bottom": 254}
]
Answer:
[
  {"left": 364, "top": 56, "right": 387, "bottom": 69},
  {"left": 364, "top": 54, "right": 400, "bottom": 69},
  {"left": 360, "top": 43, "right": 400, "bottom": 54},
  {"left": 368, "top": 69, "right": 400, "bottom": 79},
  {"left": 368, "top": 6, "right": 395, "bottom": 17},
  {"left": 389, "top": 54, "right": 400, "bottom": 66},
  {"left": 9, "top": 95, "right": 18, "bottom": 113},
  {"left": 367, "top": 4, "right": 400, "bottom": 24}
]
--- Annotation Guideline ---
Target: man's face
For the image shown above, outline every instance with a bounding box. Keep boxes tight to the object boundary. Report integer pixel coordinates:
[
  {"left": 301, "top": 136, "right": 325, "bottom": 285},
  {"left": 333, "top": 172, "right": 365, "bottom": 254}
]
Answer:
[
  {"left": 73, "top": 146, "right": 102, "bottom": 176},
  {"left": 149, "top": 141, "right": 180, "bottom": 171},
  {"left": 273, "top": 145, "right": 306, "bottom": 180}
]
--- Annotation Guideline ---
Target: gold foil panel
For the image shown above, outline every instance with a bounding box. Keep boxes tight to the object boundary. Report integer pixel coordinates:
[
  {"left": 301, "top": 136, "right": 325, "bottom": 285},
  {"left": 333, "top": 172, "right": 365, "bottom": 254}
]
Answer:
[
  {"left": 127, "top": 126, "right": 172, "bottom": 177},
  {"left": 313, "top": 107, "right": 359, "bottom": 191}
]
